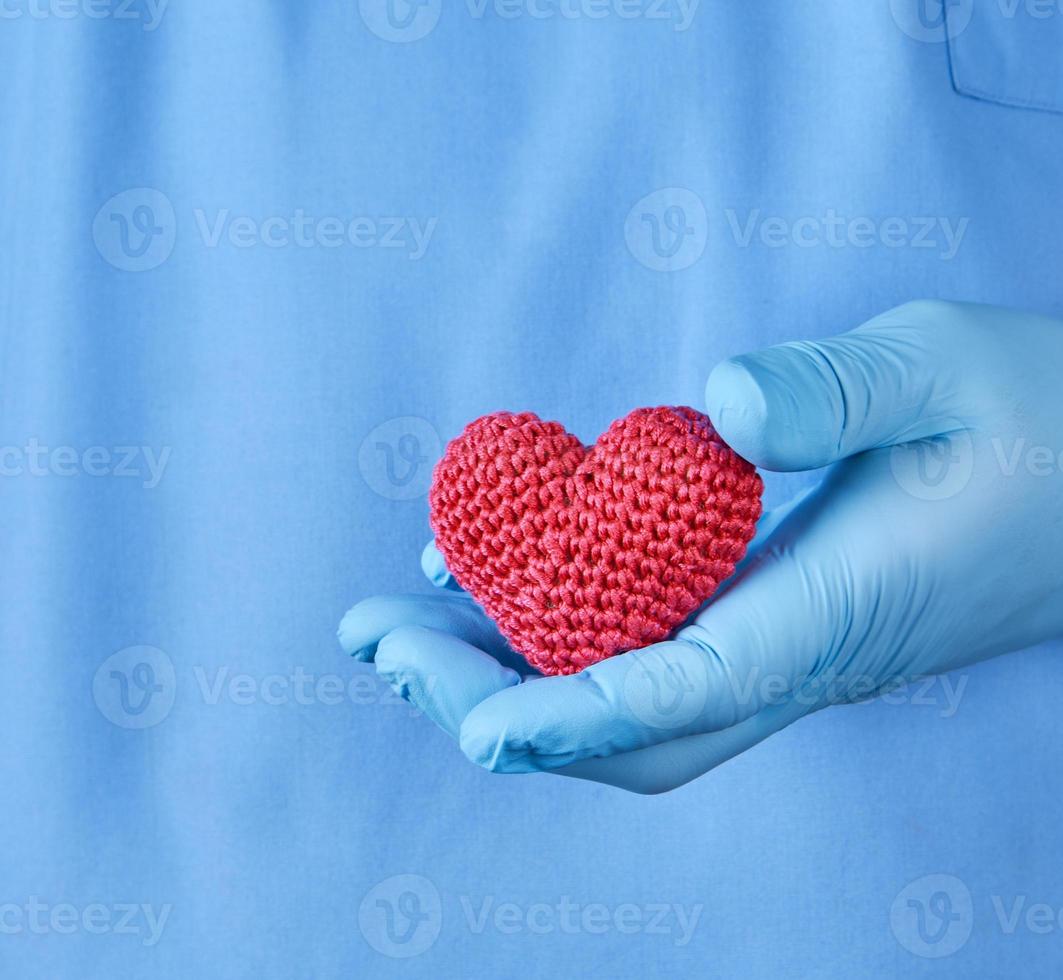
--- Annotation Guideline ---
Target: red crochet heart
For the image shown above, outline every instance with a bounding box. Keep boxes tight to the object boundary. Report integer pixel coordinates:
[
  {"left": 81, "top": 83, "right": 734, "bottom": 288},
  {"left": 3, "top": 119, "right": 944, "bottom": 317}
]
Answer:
[{"left": 429, "top": 407, "right": 763, "bottom": 676}]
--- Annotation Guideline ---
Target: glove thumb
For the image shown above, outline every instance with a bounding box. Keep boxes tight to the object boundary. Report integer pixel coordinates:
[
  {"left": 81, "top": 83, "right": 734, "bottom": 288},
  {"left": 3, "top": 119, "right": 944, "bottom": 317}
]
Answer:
[{"left": 705, "top": 300, "right": 980, "bottom": 471}]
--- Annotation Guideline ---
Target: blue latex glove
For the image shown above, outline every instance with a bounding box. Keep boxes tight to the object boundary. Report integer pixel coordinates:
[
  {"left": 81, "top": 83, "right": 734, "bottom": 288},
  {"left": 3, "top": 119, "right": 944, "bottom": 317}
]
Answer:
[{"left": 339, "top": 301, "right": 1063, "bottom": 794}]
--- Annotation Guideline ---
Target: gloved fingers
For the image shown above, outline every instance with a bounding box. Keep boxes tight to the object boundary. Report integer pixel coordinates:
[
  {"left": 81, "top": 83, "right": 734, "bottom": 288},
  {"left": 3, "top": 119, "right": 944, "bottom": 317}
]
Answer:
[
  {"left": 338, "top": 591, "right": 529, "bottom": 673},
  {"left": 374, "top": 622, "right": 807, "bottom": 795},
  {"left": 420, "top": 539, "right": 466, "bottom": 592},
  {"left": 375, "top": 625, "right": 521, "bottom": 738},
  {"left": 457, "top": 487, "right": 832, "bottom": 772},
  {"left": 372, "top": 506, "right": 822, "bottom": 787},
  {"left": 457, "top": 628, "right": 807, "bottom": 772},
  {"left": 705, "top": 299, "right": 982, "bottom": 472},
  {"left": 384, "top": 504, "right": 812, "bottom": 783},
  {"left": 558, "top": 697, "right": 811, "bottom": 794}
]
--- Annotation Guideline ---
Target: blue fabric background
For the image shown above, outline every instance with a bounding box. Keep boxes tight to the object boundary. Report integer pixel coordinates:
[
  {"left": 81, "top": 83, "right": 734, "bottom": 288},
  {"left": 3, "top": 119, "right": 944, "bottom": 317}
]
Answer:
[{"left": 2, "top": 0, "right": 1062, "bottom": 976}]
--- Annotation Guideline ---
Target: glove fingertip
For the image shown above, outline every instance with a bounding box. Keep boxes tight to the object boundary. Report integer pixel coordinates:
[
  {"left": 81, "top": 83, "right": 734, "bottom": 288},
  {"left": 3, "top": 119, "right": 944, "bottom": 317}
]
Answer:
[
  {"left": 421, "top": 539, "right": 461, "bottom": 590},
  {"left": 337, "top": 603, "right": 376, "bottom": 660},
  {"left": 707, "top": 352, "right": 839, "bottom": 472},
  {"left": 705, "top": 357, "right": 773, "bottom": 462},
  {"left": 421, "top": 539, "right": 449, "bottom": 585}
]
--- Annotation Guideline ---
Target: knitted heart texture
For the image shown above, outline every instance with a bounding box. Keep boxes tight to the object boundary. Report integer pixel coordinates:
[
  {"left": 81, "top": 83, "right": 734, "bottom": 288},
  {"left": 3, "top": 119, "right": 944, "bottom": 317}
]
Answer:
[{"left": 429, "top": 407, "right": 763, "bottom": 676}]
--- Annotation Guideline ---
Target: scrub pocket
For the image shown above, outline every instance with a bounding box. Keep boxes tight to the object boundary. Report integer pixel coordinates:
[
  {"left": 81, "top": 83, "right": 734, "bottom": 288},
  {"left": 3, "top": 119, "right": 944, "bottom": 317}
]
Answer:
[{"left": 945, "top": 0, "right": 1063, "bottom": 113}]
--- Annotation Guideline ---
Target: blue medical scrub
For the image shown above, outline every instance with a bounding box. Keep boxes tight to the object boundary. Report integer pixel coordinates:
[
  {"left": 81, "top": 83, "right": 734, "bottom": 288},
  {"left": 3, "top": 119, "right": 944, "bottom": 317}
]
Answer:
[{"left": 2, "top": 0, "right": 1062, "bottom": 976}]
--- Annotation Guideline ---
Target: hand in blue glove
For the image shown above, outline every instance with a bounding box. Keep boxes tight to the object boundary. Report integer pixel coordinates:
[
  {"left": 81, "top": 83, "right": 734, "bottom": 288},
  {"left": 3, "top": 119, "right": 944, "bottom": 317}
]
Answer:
[{"left": 340, "top": 301, "right": 1063, "bottom": 793}]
